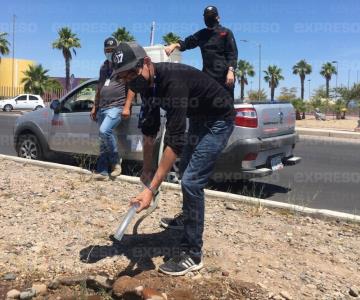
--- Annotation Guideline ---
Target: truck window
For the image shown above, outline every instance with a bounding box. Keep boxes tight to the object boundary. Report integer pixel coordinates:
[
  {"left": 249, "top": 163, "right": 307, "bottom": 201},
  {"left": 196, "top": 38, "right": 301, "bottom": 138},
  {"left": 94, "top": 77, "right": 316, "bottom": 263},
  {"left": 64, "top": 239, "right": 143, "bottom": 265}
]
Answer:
[{"left": 61, "top": 83, "right": 97, "bottom": 113}]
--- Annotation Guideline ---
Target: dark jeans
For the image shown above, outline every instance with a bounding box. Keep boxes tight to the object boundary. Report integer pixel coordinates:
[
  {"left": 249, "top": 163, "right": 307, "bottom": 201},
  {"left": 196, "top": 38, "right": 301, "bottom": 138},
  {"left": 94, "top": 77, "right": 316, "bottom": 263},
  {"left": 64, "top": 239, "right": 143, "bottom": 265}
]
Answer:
[
  {"left": 179, "top": 118, "right": 234, "bottom": 255},
  {"left": 96, "top": 107, "right": 122, "bottom": 174}
]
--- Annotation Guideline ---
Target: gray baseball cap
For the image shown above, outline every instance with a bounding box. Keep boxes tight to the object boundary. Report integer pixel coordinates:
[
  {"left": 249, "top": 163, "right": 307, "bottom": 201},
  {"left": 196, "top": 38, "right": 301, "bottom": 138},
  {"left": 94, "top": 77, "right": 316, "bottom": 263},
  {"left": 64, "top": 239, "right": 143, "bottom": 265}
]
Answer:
[{"left": 111, "top": 42, "right": 147, "bottom": 76}]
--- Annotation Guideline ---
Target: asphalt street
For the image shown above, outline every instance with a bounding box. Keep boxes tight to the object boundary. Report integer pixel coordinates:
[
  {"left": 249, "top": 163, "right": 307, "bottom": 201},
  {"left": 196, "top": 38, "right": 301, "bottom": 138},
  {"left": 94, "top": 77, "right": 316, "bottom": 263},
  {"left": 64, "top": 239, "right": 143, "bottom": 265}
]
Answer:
[{"left": 1, "top": 112, "right": 359, "bottom": 214}]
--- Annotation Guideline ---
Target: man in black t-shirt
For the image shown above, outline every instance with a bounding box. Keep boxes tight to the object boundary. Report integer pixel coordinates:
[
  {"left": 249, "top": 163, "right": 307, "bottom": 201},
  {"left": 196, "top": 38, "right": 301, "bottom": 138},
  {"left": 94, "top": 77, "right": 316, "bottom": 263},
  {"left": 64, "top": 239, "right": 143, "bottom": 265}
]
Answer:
[
  {"left": 165, "top": 5, "right": 238, "bottom": 99},
  {"left": 111, "top": 42, "right": 235, "bottom": 276}
]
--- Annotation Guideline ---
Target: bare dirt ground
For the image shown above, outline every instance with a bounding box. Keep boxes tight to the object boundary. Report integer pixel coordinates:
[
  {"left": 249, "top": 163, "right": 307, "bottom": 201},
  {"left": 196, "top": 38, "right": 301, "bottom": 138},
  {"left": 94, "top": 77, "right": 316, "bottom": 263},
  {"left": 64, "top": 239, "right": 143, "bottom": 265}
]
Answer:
[
  {"left": 296, "top": 116, "right": 358, "bottom": 131},
  {"left": 0, "top": 159, "right": 359, "bottom": 299}
]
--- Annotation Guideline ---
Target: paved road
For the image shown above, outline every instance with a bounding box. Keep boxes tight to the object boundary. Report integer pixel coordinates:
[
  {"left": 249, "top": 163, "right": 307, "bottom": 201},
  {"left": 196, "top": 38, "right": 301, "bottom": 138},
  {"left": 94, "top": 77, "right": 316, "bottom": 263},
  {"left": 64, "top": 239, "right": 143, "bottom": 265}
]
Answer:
[
  {"left": 1, "top": 113, "right": 359, "bottom": 214},
  {"left": 0, "top": 113, "right": 18, "bottom": 156},
  {"left": 212, "top": 135, "right": 360, "bottom": 215}
]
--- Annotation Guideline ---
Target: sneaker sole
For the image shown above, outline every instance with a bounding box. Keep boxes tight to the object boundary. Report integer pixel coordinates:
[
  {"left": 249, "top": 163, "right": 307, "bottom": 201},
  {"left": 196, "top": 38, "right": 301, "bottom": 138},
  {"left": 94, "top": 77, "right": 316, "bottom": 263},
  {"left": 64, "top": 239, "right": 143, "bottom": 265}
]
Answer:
[
  {"left": 160, "top": 220, "right": 184, "bottom": 230},
  {"left": 158, "top": 261, "right": 204, "bottom": 276},
  {"left": 92, "top": 175, "right": 110, "bottom": 181},
  {"left": 110, "top": 169, "right": 122, "bottom": 177}
]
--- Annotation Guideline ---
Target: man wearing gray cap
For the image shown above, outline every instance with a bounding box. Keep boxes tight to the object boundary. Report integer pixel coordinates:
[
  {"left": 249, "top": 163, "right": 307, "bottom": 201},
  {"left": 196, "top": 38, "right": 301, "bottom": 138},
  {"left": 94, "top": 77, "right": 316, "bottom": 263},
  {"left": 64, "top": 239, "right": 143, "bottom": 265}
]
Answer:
[
  {"left": 112, "top": 42, "right": 235, "bottom": 276},
  {"left": 90, "top": 37, "right": 134, "bottom": 180}
]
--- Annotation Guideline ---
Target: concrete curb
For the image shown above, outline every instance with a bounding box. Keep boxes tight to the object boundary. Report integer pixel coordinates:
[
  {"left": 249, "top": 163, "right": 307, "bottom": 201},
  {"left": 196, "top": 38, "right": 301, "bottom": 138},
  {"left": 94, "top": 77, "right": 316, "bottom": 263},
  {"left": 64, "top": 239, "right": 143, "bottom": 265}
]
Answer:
[
  {"left": 296, "top": 127, "right": 360, "bottom": 139},
  {"left": 0, "top": 154, "right": 92, "bottom": 175},
  {"left": 1, "top": 154, "right": 360, "bottom": 223}
]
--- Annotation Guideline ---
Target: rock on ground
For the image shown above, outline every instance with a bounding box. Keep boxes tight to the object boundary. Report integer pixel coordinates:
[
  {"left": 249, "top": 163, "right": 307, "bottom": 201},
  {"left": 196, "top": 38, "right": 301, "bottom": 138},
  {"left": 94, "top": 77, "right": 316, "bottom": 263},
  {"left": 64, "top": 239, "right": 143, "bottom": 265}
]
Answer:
[{"left": 0, "top": 159, "right": 359, "bottom": 299}]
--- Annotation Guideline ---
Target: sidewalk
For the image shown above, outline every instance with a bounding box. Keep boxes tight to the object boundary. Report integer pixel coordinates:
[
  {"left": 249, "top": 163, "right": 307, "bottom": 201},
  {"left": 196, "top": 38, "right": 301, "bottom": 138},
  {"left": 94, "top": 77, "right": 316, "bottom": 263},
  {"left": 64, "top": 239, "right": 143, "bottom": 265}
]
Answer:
[{"left": 296, "top": 127, "right": 360, "bottom": 139}]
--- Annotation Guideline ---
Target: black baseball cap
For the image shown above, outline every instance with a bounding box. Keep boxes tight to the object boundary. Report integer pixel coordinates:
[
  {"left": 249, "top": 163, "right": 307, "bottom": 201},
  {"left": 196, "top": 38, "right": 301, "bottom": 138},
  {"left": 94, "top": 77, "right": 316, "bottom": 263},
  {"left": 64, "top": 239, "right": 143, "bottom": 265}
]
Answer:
[
  {"left": 203, "top": 5, "right": 219, "bottom": 17},
  {"left": 104, "top": 37, "right": 118, "bottom": 49},
  {"left": 111, "top": 42, "right": 147, "bottom": 76}
]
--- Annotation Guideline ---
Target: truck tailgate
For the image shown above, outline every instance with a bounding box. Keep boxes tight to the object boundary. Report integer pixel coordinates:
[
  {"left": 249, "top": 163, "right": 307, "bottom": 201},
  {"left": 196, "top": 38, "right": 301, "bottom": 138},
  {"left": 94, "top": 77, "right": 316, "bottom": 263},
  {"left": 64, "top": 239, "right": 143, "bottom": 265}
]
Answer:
[{"left": 252, "top": 102, "right": 295, "bottom": 138}]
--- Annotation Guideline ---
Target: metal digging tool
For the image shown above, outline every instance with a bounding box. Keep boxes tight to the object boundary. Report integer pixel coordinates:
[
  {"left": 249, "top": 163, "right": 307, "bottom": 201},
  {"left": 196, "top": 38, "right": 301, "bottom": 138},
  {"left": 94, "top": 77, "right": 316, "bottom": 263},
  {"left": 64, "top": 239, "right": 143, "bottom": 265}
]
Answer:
[
  {"left": 132, "top": 190, "right": 160, "bottom": 236},
  {"left": 132, "top": 127, "right": 166, "bottom": 235},
  {"left": 108, "top": 126, "right": 164, "bottom": 240}
]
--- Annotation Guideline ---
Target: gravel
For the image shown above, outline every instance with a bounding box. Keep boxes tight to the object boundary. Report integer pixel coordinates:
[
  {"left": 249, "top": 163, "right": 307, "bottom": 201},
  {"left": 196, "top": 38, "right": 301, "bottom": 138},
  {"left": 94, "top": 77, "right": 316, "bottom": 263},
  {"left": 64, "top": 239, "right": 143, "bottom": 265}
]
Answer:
[{"left": 0, "top": 159, "right": 359, "bottom": 299}]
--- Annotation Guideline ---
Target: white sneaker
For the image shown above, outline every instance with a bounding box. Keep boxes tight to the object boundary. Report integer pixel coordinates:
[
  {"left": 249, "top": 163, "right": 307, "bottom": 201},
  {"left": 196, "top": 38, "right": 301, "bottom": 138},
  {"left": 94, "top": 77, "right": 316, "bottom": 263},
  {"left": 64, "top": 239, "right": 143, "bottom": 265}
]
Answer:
[{"left": 110, "top": 164, "right": 122, "bottom": 177}]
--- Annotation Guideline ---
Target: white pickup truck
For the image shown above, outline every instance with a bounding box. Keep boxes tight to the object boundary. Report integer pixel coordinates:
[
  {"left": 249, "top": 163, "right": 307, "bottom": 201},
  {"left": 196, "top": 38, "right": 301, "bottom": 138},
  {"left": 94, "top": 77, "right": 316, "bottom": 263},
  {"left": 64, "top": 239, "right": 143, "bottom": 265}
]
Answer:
[{"left": 13, "top": 46, "right": 301, "bottom": 181}]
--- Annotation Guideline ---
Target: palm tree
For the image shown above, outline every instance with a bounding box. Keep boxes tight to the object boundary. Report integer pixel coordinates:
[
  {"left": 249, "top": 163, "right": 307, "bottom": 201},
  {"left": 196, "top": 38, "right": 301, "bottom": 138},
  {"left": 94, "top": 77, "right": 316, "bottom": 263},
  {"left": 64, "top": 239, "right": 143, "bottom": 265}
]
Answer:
[
  {"left": 52, "top": 27, "right": 81, "bottom": 91},
  {"left": 0, "top": 32, "right": 10, "bottom": 59},
  {"left": 264, "top": 65, "right": 284, "bottom": 101},
  {"left": 162, "top": 32, "right": 181, "bottom": 45},
  {"left": 112, "top": 27, "right": 135, "bottom": 42},
  {"left": 292, "top": 59, "right": 312, "bottom": 100},
  {"left": 21, "top": 64, "right": 50, "bottom": 95},
  {"left": 320, "top": 62, "right": 337, "bottom": 98},
  {"left": 236, "top": 60, "right": 255, "bottom": 101}
]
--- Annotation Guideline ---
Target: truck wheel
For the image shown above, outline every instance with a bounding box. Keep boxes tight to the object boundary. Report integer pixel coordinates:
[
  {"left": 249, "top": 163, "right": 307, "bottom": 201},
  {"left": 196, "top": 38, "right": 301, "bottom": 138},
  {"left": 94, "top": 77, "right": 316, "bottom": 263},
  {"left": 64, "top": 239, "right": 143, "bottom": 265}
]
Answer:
[
  {"left": 4, "top": 104, "right": 13, "bottom": 112},
  {"left": 17, "top": 134, "right": 43, "bottom": 160},
  {"left": 34, "top": 105, "right": 43, "bottom": 110}
]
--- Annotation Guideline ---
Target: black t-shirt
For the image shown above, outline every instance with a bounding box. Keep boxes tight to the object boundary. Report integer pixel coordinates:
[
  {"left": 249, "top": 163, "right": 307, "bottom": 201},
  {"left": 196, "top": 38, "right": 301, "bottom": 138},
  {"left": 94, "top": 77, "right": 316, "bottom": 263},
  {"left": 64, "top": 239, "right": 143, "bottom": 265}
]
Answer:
[
  {"left": 178, "top": 24, "right": 238, "bottom": 81},
  {"left": 140, "top": 62, "right": 235, "bottom": 155}
]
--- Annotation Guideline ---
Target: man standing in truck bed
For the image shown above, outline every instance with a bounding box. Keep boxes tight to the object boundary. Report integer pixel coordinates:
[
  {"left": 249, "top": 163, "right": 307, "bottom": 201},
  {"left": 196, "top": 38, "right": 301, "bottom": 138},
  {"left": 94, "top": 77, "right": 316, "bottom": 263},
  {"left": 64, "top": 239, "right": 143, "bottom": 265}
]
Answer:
[
  {"left": 111, "top": 42, "right": 235, "bottom": 276},
  {"left": 165, "top": 5, "right": 238, "bottom": 99}
]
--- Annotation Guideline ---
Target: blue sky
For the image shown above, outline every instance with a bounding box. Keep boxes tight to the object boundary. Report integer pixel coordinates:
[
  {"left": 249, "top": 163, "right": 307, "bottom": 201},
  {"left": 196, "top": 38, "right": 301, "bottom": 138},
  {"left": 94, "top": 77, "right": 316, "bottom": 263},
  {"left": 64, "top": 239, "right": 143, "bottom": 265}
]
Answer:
[{"left": 2, "top": 0, "right": 360, "bottom": 98}]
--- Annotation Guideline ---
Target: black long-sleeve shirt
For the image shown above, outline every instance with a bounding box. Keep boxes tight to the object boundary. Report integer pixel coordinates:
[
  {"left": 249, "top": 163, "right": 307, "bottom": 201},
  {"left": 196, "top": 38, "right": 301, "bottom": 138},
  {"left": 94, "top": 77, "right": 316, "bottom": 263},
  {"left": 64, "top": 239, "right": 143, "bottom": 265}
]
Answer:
[
  {"left": 139, "top": 62, "right": 235, "bottom": 155},
  {"left": 178, "top": 24, "right": 238, "bottom": 81}
]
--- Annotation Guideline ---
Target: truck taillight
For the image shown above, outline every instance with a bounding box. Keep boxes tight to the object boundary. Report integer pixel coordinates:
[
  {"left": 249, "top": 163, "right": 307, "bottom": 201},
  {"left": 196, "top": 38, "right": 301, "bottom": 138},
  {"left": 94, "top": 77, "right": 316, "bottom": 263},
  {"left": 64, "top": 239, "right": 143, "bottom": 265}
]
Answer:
[
  {"left": 235, "top": 108, "right": 258, "bottom": 128},
  {"left": 244, "top": 153, "right": 258, "bottom": 161}
]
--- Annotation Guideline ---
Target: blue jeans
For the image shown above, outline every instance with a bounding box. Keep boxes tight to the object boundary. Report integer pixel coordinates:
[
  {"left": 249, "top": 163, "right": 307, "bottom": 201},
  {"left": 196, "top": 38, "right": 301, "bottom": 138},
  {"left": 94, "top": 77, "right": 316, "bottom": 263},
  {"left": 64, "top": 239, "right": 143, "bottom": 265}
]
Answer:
[
  {"left": 96, "top": 107, "right": 122, "bottom": 174},
  {"left": 179, "top": 118, "right": 234, "bottom": 255}
]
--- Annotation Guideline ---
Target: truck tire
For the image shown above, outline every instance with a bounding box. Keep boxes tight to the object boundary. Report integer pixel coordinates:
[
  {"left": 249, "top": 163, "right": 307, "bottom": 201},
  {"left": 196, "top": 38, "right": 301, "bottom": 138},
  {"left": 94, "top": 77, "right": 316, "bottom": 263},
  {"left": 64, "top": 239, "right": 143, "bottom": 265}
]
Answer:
[
  {"left": 17, "top": 133, "right": 43, "bottom": 160},
  {"left": 3, "top": 104, "right": 13, "bottom": 112}
]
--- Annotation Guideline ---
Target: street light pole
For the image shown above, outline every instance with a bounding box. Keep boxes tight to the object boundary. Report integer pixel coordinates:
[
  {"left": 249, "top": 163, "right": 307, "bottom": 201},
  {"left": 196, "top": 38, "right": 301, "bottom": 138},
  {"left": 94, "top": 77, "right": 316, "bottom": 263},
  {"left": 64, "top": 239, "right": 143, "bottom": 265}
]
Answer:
[
  {"left": 11, "top": 15, "right": 16, "bottom": 96},
  {"left": 308, "top": 79, "right": 311, "bottom": 99},
  {"left": 240, "top": 39, "right": 262, "bottom": 101},
  {"left": 258, "top": 43, "right": 261, "bottom": 101}
]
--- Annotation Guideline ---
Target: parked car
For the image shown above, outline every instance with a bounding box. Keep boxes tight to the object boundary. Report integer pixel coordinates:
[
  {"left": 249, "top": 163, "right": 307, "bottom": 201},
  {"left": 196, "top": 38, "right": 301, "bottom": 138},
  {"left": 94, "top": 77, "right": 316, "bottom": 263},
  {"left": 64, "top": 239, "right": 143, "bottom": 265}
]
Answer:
[
  {"left": 13, "top": 45, "right": 300, "bottom": 180},
  {"left": 0, "top": 94, "right": 45, "bottom": 112},
  {"left": 13, "top": 78, "right": 301, "bottom": 181}
]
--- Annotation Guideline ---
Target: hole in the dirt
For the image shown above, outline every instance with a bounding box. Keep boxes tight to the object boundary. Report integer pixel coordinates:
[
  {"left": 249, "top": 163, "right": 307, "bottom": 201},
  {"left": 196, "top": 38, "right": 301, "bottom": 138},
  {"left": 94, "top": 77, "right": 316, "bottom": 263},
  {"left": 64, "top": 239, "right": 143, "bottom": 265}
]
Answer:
[{"left": 119, "top": 291, "right": 142, "bottom": 300}]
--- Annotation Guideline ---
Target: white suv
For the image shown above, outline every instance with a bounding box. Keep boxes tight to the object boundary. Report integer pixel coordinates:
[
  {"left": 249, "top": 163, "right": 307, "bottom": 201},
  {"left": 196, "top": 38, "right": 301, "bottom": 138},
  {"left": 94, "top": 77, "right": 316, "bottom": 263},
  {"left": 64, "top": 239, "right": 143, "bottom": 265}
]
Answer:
[{"left": 0, "top": 94, "right": 45, "bottom": 112}]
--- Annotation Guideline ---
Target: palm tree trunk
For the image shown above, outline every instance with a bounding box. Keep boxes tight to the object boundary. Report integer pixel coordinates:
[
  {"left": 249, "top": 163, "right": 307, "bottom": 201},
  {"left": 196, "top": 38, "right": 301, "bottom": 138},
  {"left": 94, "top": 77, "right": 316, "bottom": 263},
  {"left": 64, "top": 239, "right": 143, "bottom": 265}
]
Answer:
[
  {"left": 301, "top": 76, "right": 305, "bottom": 100},
  {"left": 240, "top": 79, "right": 245, "bottom": 101},
  {"left": 65, "top": 58, "right": 70, "bottom": 91},
  {"left": 271, "top": 86, "right": 275, "bottom": 102},
  {"left": 326, "top": 78, "right": 330, "bottom": 98}
]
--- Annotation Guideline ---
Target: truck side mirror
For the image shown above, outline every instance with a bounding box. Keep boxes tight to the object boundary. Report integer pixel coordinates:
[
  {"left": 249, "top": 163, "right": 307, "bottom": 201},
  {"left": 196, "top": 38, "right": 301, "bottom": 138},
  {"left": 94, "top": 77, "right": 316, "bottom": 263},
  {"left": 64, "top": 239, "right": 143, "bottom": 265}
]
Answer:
[{"left": 50, "top": 99, "right": 61, "bottom": 114}]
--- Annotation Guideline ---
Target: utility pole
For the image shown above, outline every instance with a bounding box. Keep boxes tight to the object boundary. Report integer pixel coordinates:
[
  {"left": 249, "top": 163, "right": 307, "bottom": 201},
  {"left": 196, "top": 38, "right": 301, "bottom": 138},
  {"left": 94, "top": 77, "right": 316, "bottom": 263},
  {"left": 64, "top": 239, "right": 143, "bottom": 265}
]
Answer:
[
  {"left": 12, "top": 15, "right": 16, "bottom": 96},
  {"left": 150, "top": 21, "right": 155, "bottom": 46},
  {"left": 347, "top": 69, "right": 350, "bottom": 89},
  {"left": 308, "top": 79, "right": 311, "bottom": 99}
]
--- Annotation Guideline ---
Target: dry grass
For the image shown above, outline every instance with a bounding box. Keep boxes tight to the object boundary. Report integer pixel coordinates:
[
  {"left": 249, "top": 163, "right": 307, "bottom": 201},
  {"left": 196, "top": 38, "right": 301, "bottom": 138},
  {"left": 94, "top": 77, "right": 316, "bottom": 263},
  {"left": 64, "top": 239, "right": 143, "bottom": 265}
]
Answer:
[{"left": 296, "top": 115, "right": 358, "bottom": 131}]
